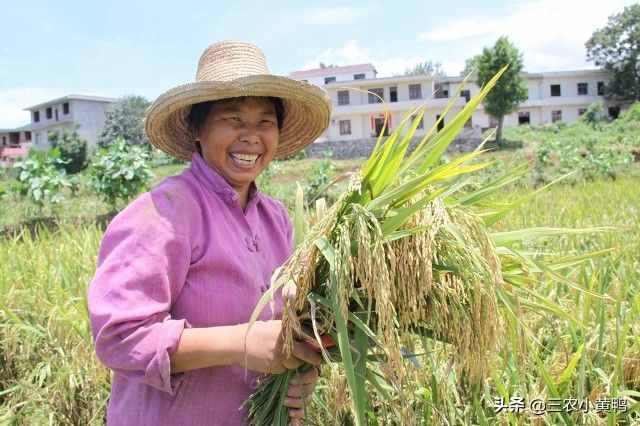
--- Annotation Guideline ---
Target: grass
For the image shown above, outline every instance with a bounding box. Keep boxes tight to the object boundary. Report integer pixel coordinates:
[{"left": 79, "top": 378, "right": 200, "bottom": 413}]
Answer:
[{"left": 1, "top": 152, "right": 639, "bottom": 424}]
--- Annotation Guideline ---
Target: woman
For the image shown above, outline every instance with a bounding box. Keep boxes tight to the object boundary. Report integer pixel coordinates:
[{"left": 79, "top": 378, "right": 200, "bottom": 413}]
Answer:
[{"left": 88, "top": 41, "right": 332, "bottom": 425}]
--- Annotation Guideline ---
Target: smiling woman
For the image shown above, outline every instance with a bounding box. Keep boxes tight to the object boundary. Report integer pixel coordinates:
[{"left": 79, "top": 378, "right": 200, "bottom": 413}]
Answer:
[
  {"left": 188, "top": 97, "right": 285, "bottom": 210},
  {"left": 87, "top": 41, "right": 331, "bottom": 426}
]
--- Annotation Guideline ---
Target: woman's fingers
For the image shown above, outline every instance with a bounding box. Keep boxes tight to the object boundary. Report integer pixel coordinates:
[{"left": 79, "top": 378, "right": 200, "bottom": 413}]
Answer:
[
  {"left": 289, "top": 366, "right": 319, "bottom": 385},
  {"left": 286, "top": 383, "right": 316, "bottom": 398},
  {"left": 282, "top": 356, "right": 303, "bottom": 370},
  {"left": 291, "top": 341, "right": 322, "bottom": 366}
]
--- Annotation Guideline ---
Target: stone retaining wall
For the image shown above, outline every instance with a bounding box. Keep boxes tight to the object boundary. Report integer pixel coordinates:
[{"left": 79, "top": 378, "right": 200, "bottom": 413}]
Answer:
[{"left": 303, "top": 136, "right": 483, "bottom": 159}]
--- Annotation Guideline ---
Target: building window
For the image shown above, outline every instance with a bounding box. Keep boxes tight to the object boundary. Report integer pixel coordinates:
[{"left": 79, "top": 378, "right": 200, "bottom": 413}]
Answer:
[
  {"left": 577, "top": 82, "right": 588, "bottom": 95},
  {"left": 324, "top": 76, "right": 336, "bottom": 84},
  {"left": 551, "top": 110, "right": 562, "bottom": 123},
  {"left": 436, "top": 114, "right": 445, "bottom": 132},
  {"left": 63, "top": 102, "right": 70, "bottom": 114},
  {"left": 339, "top": 120, "right": 351, "bottom": 135},
  {"left": 25, "top": 131, "right": 31, "bottom": 141},
  {"left": 550, "top": 84, "right": 561, "bottom": 97},
  {"left": 337, "top": 90, "right": 350, "bottom": 106},
  {"left": 460, "top": 90, "right": 471, "bottom": 102},
  {"left": 434, "top": 82, "right": 449, "bottom": 99},
  {"left": 410, "top": 114, "right": 424, "bottom": 129},
  {"left": 409, "top": 84, "right": 422, "bottom": 100},
  {"left": 1, "top": 136, "right": 5, "bottom": 145},
  {"left": 597, "top": 81, "right": 605, "bottom": 96},
  {"left": 354, "top": 73, "right": 365, "bottom": 80},
  {"left": 578, "top": 108, "right": 587, "bottom": 116},
  {"left": 518, "top": 111, "right": 531, "bottom": 125},
  {"left": 33, "top": 111, "right": 40, "bottom": 122},
  {"left": 46, "top": 107, "right": 52, "bottom": 119},
  {"left": 389, "top": 86, "right": 398, "bottom": 102},
  {"left": 368, "top": 88, "right": 384, "bottom": 103}
]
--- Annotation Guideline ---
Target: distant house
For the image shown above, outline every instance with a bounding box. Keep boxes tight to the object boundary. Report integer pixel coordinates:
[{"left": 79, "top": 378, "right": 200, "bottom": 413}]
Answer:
[
  {"left": 0, "top": 124, "right": 32, "bottom": 165},
  {"left": 289, "top": 64, "right": 624, "bottom": 143},
  {"left": 24, "top": 95, "right": 118, "bottom": 151}
]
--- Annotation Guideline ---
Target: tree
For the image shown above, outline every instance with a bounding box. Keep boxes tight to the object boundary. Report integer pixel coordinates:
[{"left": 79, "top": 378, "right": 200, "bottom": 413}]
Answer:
[
  {"left": 48, "top": 127, "right": 88, "bottom": 174},
  {"left": 404, "top": 60, "right": 445, "bottom": 77},
  {"left": 474, "top": 36, "right": 528, "bottom": 146},
  {"left": 98, "top": 95, "right": 151, "bottom": 148},
  {"left": 586, "top": 4, "right": 640, "bottom": 101},
  {"left": 461, "top": 54, "right": 482, "bottom": 77}
]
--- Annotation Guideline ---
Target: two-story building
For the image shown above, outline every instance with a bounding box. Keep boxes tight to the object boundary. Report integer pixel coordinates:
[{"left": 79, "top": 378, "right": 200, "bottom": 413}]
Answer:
[
  {"left": 24, "top": 95, "right": 117, "bottom": 150},
  {"left": 289, "top": 64, "right": 622, "bottom": 143}
]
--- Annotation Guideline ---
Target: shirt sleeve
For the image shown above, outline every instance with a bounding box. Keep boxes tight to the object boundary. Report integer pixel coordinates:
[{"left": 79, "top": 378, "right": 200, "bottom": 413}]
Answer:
[{"left": 87, "top": 192, "right": 191, "bottom": 395}]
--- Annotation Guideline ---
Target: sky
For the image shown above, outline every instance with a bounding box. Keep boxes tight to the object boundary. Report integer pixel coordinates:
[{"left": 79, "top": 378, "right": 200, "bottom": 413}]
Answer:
[{"left": 0, "top": 0, "right": 636, "bottom": 128}]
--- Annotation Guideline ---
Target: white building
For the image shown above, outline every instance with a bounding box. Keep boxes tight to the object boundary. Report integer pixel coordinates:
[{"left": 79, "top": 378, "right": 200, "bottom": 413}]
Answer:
[
  {"left": 290, "top": 64, "right": 622, "bottom": 142},
  {"left": 24, "top": 95, "right": 117, "bottom": 150}
]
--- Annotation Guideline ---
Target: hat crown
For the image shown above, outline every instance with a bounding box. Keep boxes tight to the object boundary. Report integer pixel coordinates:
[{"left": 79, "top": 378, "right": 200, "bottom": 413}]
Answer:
[{"left": 195, "top": 41, "right": 270, "bottom": 82}]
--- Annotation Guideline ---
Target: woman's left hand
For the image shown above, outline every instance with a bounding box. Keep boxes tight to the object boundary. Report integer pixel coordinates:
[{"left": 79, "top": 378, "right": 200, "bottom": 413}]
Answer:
[{"left": 285, "top": 366, "right": 319, "bottom": 425}]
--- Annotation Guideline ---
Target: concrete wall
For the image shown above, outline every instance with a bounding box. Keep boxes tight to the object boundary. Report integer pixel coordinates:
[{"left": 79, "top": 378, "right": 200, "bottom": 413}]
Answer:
[{"left": 28, "top": 99, "right": 113, "bottom": 150}]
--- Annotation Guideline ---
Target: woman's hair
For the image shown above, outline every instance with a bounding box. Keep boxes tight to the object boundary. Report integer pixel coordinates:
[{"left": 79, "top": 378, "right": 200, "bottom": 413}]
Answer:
[{"left": 188, "top": 96, "right": 285, "bottom": 155}]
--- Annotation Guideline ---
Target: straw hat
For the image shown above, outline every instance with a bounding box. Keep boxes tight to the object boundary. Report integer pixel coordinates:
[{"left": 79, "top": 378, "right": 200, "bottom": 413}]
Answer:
[{"left": 145, "top": 41, "right": 332, "bottom": 160}]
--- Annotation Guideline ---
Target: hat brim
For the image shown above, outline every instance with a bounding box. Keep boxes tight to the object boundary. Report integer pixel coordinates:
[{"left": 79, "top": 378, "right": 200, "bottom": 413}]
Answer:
[{"left": 145, "top": 75, "right": 331, "bottom": 160}]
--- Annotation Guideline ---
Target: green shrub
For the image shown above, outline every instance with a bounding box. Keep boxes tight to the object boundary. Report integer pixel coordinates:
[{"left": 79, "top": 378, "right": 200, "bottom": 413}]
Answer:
[
  {"left": 88, "top": 137, "right": 154, "bottom": 210},
  {"left": 12, "top": 149, "right": 77, "bottom": 207},
  {"left": 305, "top": 150, "right": 336, "bottom": 203},
  {"left": 48, "top": 129, "right": 88, "bottom": 174},
  {"left": 581, "top": 100, "right": 606, "bottom": 129}
]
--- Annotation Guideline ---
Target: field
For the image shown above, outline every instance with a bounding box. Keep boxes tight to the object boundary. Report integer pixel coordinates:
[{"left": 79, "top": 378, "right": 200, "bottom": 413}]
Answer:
[{"left": 1, "top": 142, "right": 639, "bottom": 424}]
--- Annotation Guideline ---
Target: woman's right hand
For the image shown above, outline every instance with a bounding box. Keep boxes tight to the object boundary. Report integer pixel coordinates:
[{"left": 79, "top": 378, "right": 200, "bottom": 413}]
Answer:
[{"left": 234, "top": 320, "right": 322, "bottom": 374}]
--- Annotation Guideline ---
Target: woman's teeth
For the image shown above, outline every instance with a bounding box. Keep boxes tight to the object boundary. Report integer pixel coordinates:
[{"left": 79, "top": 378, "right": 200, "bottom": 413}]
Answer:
[{"left": 229, "top": 153, "right": 260, "bottom": 167}]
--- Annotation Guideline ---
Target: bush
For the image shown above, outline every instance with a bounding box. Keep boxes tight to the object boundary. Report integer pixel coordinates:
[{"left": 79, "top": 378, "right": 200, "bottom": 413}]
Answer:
[
  {"left": 305, "top": 149, "right": 336, "bottom": 203},
  {"left": 581, "top": 100, "right": 606, "bottom": 129},
  {"left": 12, "top": 149, "right": 77, "bottom": 207},
  {"left": 88, "top": 137, "right": 154, "bottom": 210},
  {"left": 48, "top": 128, "right": 88, "bottom": 174}
]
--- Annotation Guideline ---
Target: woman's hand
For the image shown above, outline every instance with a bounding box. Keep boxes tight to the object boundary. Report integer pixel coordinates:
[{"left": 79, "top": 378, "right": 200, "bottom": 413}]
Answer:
[
  {"left": 235, "top": 320, "right": 322, "bottom": 374},
  {"left": 285, "top": 367, "right": 320, "bottom": 425}
]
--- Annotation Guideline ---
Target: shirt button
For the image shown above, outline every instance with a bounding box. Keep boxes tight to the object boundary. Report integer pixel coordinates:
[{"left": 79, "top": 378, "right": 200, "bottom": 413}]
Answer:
[{"left": 245, "top": 236, "right": 255, "bottom": 251}]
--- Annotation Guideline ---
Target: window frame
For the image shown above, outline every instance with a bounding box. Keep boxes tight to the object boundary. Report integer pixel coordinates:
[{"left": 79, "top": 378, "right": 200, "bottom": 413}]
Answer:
[
  {"left": 409, "top": 83, "right": 423, "bottom": 100},
  {"left": 550, "top": 84, "right": 561, "bottom": 97},
  {"left": 324, "top": 76, "right": 336, "bottom": 84},
  {"left": 577, "top": 82, "right": 588, "bottom": 96},
  {"left": 368, "top": 88, "right": 384, "bottom": 104},
  {"left": 353, "top": 73, "right": 365, "bottom": 80},
  {"left": 337, "top": 90, "right": 350, "bottom": 106},
  {"left": 46, "top": 107, "right": 53, "bottom": 119},
  {"left": 339, "top": 119, "right": 351, "bottom": 135},
  {"left": 551, "top": 110, "right": 562, "bottom": 123}
]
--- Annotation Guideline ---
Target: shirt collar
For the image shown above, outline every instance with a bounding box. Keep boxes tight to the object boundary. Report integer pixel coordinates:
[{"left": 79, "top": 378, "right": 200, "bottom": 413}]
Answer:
[{"left": 190, "top": 152, "right": 261, "bottom": 206}]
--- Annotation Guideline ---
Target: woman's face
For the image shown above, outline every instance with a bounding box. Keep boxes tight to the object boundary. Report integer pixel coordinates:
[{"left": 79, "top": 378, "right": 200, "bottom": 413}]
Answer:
[{"left": 197, "top": 97, "right": 279, "bottom": 192}]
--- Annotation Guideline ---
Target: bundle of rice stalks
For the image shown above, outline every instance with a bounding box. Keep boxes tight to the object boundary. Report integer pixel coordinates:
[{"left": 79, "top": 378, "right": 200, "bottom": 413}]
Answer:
[{"left": 244, "top": 67, "right": 611, "bottom": 426}]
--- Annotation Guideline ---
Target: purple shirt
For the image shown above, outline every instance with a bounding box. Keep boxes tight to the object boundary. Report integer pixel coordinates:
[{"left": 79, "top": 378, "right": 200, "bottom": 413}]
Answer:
[{"left": 88, "top": 152, "right": 292, "bottom": 425}]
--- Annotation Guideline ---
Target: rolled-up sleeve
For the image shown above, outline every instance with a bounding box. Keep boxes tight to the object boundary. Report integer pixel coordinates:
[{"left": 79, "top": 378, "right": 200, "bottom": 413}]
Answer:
[{"left": 88, "top": 193, "right": 191, "bottom": 395}]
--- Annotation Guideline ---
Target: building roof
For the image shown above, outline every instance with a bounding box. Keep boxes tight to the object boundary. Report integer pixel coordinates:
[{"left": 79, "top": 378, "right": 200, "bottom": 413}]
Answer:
[
  {"left": 0, "top": 123, "right": 31, "bottom": 133},
  {"left": 24, "top": 94, "right": 118, "bottom": 111},
  {"left": 320, "top": 68, "right": 611, "bottom": 87},
  {"left": 290, "top": 63, "right": 377, "bottom": 78}
]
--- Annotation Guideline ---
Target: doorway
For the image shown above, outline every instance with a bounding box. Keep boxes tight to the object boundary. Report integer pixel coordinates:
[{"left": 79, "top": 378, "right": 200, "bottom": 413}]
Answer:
[{"left": 374, "top": 117, "right": 389, "bottom": 137}]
